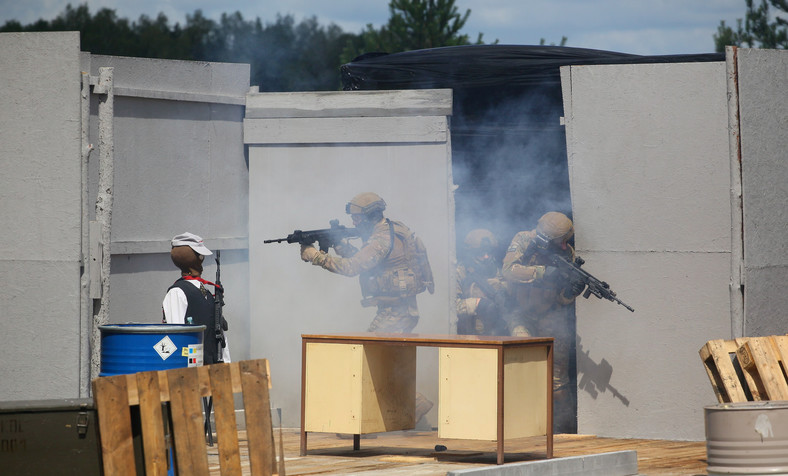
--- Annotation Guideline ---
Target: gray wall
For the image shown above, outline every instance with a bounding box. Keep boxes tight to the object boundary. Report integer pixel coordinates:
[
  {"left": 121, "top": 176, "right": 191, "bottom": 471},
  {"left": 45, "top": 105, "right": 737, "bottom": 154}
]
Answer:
[
  {"left": 82, "top": 55, "right": 251, "bottom": 365},
  {"left": 0, "top": 32, "right": 251, "bottom": 402},
  {"left": 244, "top": 90, "right": 455, "bottom": 428},
  {"left": 737, "top": 48, "right": 788, "bottom": 335},
  {"left": 561, "top": 61, "right": 732, "bottom": 440},
  {"left": 0, "top": 32, "right": 83, "bottom": 400},
  {"left": 561, "top": 50, "right": 788, "bottom": 440}
]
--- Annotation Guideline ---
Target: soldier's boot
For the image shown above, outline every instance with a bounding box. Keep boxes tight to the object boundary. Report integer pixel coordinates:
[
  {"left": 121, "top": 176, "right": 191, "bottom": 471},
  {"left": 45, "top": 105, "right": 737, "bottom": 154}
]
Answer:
[{"left": 552, "top": 383, "right": 576, "bottom": 434}]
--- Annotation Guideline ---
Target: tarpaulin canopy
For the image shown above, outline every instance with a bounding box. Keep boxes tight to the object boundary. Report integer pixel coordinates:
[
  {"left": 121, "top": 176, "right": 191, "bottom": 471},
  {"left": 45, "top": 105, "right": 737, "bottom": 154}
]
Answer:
[{"left": 341, "top": 44, "right": 723, "bottom": 91}]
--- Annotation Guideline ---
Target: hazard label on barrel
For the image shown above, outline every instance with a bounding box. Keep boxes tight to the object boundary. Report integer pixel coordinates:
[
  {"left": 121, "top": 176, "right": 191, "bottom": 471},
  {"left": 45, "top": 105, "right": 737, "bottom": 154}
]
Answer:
[{"left": 154, "top": 336, "right": 177, "bottom": 360}]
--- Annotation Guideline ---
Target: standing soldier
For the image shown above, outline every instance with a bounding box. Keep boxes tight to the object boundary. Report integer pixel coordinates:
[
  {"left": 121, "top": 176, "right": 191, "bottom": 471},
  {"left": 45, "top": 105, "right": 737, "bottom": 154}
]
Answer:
[
  {"left": 502, "top": 212, "right": 585, "bottom": 432},
  {"left": 455, "top": 229, "right": 510, "bottom": 335},
  {"left": 299, "top": 192, "right": 435, "bottom": 422}
]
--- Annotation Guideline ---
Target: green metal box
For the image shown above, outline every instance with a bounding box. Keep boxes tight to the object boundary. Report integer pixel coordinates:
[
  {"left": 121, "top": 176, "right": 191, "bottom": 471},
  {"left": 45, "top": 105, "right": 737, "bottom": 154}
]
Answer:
[{"left": 0, "top": 398, "right": 102, "bottom": 475}]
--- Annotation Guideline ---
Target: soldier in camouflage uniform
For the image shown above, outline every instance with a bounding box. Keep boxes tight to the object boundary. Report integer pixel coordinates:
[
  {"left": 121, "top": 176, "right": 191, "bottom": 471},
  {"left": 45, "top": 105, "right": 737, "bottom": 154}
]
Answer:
[
  {"left": 455, "top": 229, "right": 510, "bottom": 335},
  {"left": 300, "top": 192, "right": 434, "bottom": 333},
  {"left": 300, "top": 192, "right": 435, "bottom": 424},
  {"left": 502, "top": 212, "right": 585, "bottom": 433}
]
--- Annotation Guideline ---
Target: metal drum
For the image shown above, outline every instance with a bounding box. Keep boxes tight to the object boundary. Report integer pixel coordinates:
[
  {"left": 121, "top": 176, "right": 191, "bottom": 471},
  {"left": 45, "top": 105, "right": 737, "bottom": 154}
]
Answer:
[
  {"left": 705, "top": 401, "right": 788, "bottom": 475},
  {"left": 98, "top": 323, "right": 205, "bottom": 376}
]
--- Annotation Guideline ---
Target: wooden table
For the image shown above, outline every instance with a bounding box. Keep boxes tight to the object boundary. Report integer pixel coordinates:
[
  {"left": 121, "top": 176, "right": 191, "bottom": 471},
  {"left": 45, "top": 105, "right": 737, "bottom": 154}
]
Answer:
[{"left": 300, "top": 333, "right": 553, "bottom": 464}]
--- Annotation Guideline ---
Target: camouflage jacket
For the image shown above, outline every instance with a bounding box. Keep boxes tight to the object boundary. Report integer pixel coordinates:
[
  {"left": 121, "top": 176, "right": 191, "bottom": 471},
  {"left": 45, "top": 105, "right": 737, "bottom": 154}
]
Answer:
[{"left": 502, "top": 229, "right": 576, "bottom": 315}]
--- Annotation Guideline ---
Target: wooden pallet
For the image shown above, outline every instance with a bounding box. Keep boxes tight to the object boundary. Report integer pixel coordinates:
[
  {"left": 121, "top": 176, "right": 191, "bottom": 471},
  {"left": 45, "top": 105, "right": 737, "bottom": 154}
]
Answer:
[
  {"left": 699, "top": 335, "right": 788, "bottom": 403},
  {"left": 92, "top": 359, "right": 280, "bottom": 476}
]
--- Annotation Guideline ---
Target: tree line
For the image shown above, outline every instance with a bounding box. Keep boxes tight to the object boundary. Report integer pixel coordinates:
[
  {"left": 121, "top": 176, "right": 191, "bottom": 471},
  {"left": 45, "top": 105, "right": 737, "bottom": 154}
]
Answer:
[
  {"left": 2, "top": 0, "right": 783, "bottom": 91},
  {"left": 715, "top": 0, "right": 787, "bottom": 51},
  {"left": 0, "top": 1, "right": 489, "bottom": 91}
]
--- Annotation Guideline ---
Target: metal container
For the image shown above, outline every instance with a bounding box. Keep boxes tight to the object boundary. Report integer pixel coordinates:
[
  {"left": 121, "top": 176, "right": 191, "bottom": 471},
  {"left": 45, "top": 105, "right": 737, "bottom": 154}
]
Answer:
[
  {"left": 705, "top": 401, "right": 788, "bottom": 475},
  {"left": 0, "top": 398, "right": 103, "bottom": 475},
  {"left": 99, "top": 323, "right": 205, "bottom": 376}
]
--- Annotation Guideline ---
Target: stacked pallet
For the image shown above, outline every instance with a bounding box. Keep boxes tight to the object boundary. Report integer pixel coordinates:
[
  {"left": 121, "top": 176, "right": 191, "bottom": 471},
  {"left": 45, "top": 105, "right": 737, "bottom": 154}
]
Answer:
[{"left": 699, "top": 335, "right": 788, "bottom": 403}]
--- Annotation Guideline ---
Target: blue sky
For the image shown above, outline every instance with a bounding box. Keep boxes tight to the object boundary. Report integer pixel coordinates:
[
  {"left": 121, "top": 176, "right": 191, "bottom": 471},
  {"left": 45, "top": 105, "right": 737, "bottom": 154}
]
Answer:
[{"left": 0, "top": 0, "right": 749, "bottom": 55}]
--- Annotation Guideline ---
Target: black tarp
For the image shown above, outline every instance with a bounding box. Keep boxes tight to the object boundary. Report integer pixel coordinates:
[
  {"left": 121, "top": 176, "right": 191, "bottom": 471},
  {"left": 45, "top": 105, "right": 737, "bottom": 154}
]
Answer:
[{"left": 340, "top": 45, "right": 724, "bottom": 242}]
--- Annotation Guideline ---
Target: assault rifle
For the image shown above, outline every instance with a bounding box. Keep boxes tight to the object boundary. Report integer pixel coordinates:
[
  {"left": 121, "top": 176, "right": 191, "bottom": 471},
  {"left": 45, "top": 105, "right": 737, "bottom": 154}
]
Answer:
[
  {"left": 214, "top": 250, "right": 227, "bottom": 362},
  {"left": 548, "top": 253, "right": 635, "bottom": 312},
  {"left": 264, "top": 219, "right": 359, "bottom": 252},
  {"left": 206, "top": 250, "right": 228, "bottom": 445},
  {"left": 532, "top": 233, "right": 635, "bottom": 312},
  {"left": 463, "top": 271, "right": 511, "bottom": 334}
]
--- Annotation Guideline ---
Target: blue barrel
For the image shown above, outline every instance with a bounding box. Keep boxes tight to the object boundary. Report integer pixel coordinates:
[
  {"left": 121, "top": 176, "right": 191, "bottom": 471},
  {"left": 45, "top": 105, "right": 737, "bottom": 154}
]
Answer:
[{"left": 99, "top": 323, "right": 206, "bottom": 376}]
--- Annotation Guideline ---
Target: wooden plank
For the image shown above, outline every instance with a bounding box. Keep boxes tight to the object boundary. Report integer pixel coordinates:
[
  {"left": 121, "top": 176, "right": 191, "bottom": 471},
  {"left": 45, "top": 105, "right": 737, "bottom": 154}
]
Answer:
[
  {"left": 770, "top": 335, "right": 788, "bottom": 379},
  {"left": 742, "top": 338, "right": 788, "bottom": 400},
  {"left": 92, "top": 374, "right": 137, "bottom": 476},
  {"left": 125, "top": 369, "right": 171, "bottom": 405},
  {"left": 136, "top": 371, "right": 169, "bottom": 476},
  {"left": 209, "top": 363, "right": 243, "bottom": 475},
  {"left": 168, "top": 366, "right": 211, "bottom": 476},
  {"left": 240, "top": 359, "right": 274, "bottom": 476},
  {"left": 737, "top": 340, "right": 756, "bottom": 370},
  {"left": 699, "top": 342, "right": 726, "bottom": 403},
  {"left": 207, "top": 428, "right": 710, "bottom": 476},
  {"left": 699, "top": 339, "right": 747, "bottom": 402},
  {"left": 734, "top": 337, "right": 763, "bottom": 400}
]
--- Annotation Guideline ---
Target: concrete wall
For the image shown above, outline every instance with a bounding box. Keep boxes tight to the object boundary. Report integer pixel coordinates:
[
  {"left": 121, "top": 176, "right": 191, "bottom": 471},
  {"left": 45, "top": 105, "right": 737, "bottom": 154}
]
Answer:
[
  {"left": 82, "top": 55, "right": 251, "bottom": 367},
  {"left": 245, "top": 89, "right": 455, "bottom": 428},
  {"left": 0, "top": 32, "right": 251, "bottom": 401},
  {"left": 561, "top": 61, "right": 732, "bottom": 440},
  {"left": 737, "top": 48, "right": 788, "bottom": 336},
  {"left": 0, "top": 32, "right": 83, "bottom": 400}
]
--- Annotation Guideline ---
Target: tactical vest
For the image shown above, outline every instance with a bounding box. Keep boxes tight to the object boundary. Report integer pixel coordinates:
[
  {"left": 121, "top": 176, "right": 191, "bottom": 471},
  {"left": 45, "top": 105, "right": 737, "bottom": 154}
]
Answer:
[
  {"left": 169, "top": 278, "right": 219, "bottom": 365},
  {"left": 359, "top": 219, "right": 434, "bottom": 298}
]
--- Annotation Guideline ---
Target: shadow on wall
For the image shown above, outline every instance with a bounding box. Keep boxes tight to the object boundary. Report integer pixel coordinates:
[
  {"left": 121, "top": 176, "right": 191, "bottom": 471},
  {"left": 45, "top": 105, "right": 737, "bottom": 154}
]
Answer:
[{"left": 577, "top": 337, "right": 630, "bottom": 407}]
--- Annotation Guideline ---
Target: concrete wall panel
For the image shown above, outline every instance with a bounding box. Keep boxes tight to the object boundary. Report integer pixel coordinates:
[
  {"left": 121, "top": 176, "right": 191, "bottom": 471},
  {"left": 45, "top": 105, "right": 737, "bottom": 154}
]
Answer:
[
  {"left": 246, "top": 90, "right": 454, "bottom": 428},
  {"left": 82, "top": 55, "right": 251, "bottom": 363},
  {"left": 737, "top": 48, "right": 788, "bottom": 335},
  {"left": 562, "top": 61, "right": 730, "bottom": 439},
  {"left": 0, "top": 39, "right": 251, "bottom": 401},
  {"left": 0, "top": 32, "right": 82, "bottom": 401}
]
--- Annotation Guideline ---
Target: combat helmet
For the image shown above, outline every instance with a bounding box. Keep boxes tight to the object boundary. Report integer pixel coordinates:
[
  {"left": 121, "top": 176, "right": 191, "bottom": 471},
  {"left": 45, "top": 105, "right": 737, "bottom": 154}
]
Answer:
[
  {"left": 346, "top": 192, "right": 386, "bottom": 216},
  {"left": 536, "top": 212, "right": 574, "bottom": 242},
  {"left": 463, "top": 229, "right": 498, "bottom": 251}
]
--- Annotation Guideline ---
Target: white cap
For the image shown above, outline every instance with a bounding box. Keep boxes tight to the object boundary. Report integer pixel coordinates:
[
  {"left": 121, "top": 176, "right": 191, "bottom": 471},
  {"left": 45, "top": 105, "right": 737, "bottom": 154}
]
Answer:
[{"left": 171, "top": 232, "right": 212, "bottom": 255}]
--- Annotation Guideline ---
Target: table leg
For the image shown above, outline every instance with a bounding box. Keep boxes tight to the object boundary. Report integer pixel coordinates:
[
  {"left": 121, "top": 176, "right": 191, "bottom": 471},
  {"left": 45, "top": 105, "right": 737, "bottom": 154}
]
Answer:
[
  {"left": 353, "top": 434, "right": 360, "bottom": 450},
  {"left": 546, "top": 342, "right": 554, "bottom": 458},
  {"left": 301, "top": 339, "right": 308, "bottom": 456},
  {"left": 496, "top": 345, "right": 505, "bottom": 465}
]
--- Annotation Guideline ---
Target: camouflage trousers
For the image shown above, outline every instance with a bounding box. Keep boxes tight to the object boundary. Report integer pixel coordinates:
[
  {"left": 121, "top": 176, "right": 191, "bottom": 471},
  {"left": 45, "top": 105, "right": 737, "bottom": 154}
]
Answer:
[
  {"left": 366, "top": 296, "right": 431, "bottom": 424},
  {"left": 507, "top": 307, "right": 573, "bottom": 391},
  {"left": 367, "top": 296, "right": 419, "bottom": 333}
]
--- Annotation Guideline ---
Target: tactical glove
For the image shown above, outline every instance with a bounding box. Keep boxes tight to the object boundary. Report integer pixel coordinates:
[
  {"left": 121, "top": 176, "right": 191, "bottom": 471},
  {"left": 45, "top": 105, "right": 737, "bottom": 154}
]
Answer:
[
  {"left": 300, "top": 244, "right": 320, "bottom": 262},
  {"left": 565, "top": 275, "right": 586, "bottom": 298}
]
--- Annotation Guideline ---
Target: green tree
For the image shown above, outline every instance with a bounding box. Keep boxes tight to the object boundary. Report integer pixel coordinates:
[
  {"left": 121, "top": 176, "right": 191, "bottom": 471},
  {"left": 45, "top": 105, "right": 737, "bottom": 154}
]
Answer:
[
  {"left": 341, "top": 0, "right": 488, "bottom": 63},
  {"left": 714, "top": 0, "right": 787, "bottom": 51}
]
